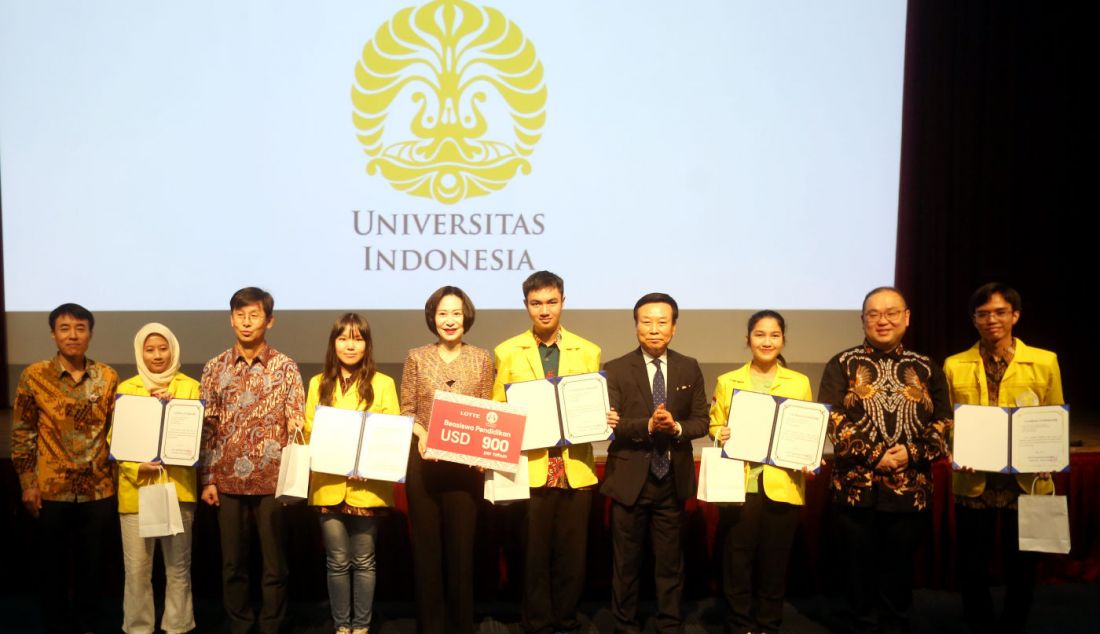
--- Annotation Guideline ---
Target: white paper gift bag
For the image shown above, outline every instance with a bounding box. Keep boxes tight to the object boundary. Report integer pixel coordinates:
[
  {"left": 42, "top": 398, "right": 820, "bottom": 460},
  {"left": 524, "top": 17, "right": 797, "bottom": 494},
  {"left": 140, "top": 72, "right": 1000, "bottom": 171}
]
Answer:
[
  {"left": 1018, "top": 478, "right": 1071, "bottom": 554},
  {"left": 697, "top": 445, "right": 746, "bottom": 504},
  {"left": 275, "top": 430, "right": 311, "bottom": 504},
  {"left": 485, "top": 456, "right": 530, "bottom": 504},
  {"left": 139, "top": 471, "right": 185, "bottom": 538}
]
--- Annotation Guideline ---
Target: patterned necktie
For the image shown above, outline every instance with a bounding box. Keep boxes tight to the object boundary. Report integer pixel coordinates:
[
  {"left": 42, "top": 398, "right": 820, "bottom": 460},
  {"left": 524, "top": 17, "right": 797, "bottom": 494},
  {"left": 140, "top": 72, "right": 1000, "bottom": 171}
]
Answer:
[{"left": 650, "top": 358, "right": 670, "bottom": 479}]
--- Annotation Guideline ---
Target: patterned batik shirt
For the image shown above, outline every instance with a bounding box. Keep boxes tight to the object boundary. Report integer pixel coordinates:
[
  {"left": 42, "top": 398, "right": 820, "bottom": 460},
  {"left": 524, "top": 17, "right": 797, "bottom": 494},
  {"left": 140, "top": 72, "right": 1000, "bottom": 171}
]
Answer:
[
  {"left": 200, "top": 344, "right": 306, "bottom": 495},
  {"left": 12, "top": 356, "right": 119, "bottom": 502},
  {"left": 819, "top": 341, "right": 951, "bottom": 512},
  {"left": 957, "top": 342, "right": 1020, "bottom": 510}
]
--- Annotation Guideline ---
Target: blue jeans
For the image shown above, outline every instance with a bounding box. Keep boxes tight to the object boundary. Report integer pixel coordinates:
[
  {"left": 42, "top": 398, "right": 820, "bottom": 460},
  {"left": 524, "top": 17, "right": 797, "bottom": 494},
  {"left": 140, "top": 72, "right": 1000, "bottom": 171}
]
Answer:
[{"left": 319, "top": 513, "right": 379, "bottom": 630}]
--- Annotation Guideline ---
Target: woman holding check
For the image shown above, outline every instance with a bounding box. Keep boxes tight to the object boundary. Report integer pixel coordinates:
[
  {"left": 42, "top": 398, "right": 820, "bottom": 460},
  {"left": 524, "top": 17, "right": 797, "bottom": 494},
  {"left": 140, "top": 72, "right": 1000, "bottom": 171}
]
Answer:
[
  {"left": 400, "top": 286, "right": 495, "bottom": 634},
  {"left": 709, "top": 310, "right": 815, "bottom": 634},
  {"left": 116, "top": 323, "right": 200, "bottom": 634},
  {"left": 303, "top": 313, "right": 400, "bottom": 634}
]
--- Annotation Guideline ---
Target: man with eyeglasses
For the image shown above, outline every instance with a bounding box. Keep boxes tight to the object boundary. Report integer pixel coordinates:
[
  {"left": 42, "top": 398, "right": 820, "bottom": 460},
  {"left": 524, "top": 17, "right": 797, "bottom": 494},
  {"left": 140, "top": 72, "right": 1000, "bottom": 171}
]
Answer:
[
  {"left": 943, "top": 283, "right": 1063, "bottom": 634},
  {"left": 819, "top": 286, "right": 952, "bottom": 634}
]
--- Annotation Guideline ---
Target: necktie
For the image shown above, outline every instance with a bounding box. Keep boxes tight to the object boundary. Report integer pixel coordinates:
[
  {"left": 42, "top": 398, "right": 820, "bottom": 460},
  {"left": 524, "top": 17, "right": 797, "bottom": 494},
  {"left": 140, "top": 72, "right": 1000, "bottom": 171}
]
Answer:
[{"left": 650, "top": 358, "right": 670, "bottom": 479}]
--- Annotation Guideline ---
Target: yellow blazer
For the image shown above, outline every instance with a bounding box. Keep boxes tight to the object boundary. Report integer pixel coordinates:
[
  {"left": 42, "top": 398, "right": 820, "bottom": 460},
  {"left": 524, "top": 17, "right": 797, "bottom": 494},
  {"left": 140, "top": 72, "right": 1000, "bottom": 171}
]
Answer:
[
  {"left": 115, "top": 373, "right": 201, "bottom": 514},
  {"left": 492, "top": 327, "right": 602, "bottom": 488},
  {"left": 304, "top": 372, "right": 401, "bottom": 508},
  {"left": 944, "top": 339, "right": 1063, "bottom": 497},
  {"left": 709, "top": 363, "right": 814, "bottom": 505}
]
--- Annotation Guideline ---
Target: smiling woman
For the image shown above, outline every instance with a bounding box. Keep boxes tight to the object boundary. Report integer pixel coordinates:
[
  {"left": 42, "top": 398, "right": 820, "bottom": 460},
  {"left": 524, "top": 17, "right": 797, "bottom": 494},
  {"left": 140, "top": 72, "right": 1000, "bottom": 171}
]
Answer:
[
  {"left": 114, "top": 322, "right": 201, "bottom": 634},
  {"left": 401, "top": 286, "right": 495, "bottom": 634},
  {"left": 303, "top": 312, "right": 400, "bottom": 634}
]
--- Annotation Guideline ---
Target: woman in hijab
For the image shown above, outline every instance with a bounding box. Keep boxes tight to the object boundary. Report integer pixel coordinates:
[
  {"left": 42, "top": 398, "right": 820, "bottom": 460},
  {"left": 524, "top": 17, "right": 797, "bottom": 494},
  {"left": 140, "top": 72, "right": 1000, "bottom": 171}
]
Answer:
[{"left": 116, "top": 323, "right": 200, "bottom": 634}]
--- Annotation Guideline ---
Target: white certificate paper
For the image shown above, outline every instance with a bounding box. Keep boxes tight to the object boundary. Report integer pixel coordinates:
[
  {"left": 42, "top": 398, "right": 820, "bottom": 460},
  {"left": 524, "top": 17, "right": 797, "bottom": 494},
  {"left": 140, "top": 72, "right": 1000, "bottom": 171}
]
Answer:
[
  {"left": 723, "top": 390, "right": 780, "bottom": 463},
  {"left": 309, "top": 406, "right": 365, "bottom": 476},
  {"left": 109, "top": 394, "right": 204, "bottom": 466},
  {"left": 110, "top": 395, "right": 164, "bottom": 462},
  {"left": 505, "top": 372, "right": 612, "bottom": 450},
  {"left": 952, "top": 404, "right": 1011, "bottom": 473},
  {"left": 722, "top": 390, "right": 828, "bottom": 470},
  {"left": 159, "top": 400, "right": 204, "bottom": 466},
  {"left": 309, "top": 406, "right": 414, "bottom": 482},
  {"left": 1010, "top": 405, "right": 1069, "bottom": 473},
  {"left": 559, "top": 373, "right": 612, "bottom": 444},
  {"left": 771, "top": 400, "right": 830, "bottom": 470},
  {"left": 952, "top": 404, "right": 1070, "bottom": 474},
  {"left": 357, "top": 413, "right": 414, "bottom": 482},
  {"left": 506, "top": 379, "right": 562, "bottom": 451}
]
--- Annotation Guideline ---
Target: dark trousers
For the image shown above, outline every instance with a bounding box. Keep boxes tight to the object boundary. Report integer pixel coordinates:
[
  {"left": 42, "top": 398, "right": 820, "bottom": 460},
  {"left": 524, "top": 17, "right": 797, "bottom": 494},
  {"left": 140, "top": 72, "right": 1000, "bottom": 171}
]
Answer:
[
  {"left": 406, "top": 450, "right": 480, "bottom": 634},
  {"left": 720, "top": 490, "right": 800, "bottom": 634},
  {"left": 38, "top": 497, "right": 116, "bottom": 634},
  {"left": 834, "top": 507, "right": 925, "bottom": 634},
  {"left": 523, "top": 487, "right": 592, "bottom": 634},
  {"left": 218, "top": 493, "right": 287, "bottom": 634},
  {"left": 611, "top": 474, "right": 684, "bottom": 633},
  {"left": 956, "top": 505, "right": 1037, "bottom": 634}
]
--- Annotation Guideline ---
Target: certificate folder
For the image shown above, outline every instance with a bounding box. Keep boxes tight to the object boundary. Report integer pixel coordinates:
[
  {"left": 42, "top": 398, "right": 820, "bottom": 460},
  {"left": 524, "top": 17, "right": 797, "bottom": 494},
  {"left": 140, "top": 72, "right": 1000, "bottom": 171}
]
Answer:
[
  {"left": 505, "top": 371, "right": 613, "bottom": 451},
  {"left": 952, "top": 404, "right": 1070, "bottom": 474},
  {"left": 309, "top": 406, "right": 414, "bottom": 483},
  {"left": 721, "top": 390, "right": 830, "bottom": 472},
  {"left": 109, "top": 394, "right": 205, "bottom": 467}
]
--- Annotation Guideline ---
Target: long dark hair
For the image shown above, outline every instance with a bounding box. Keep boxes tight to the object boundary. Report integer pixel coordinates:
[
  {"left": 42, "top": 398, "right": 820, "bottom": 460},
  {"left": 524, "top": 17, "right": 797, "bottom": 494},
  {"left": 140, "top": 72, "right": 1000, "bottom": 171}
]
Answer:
[
  {"left": 318, "top": 313, "right": 376, "bottom": 409},
  {"left": 747, "top": 309, "right": 788, "bottom": 367}
]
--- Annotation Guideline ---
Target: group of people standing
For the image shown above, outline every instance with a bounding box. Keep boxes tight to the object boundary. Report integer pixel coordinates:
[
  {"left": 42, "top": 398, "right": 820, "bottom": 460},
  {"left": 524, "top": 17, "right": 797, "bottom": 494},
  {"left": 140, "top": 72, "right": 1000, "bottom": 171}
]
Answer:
[{"left": 10, "top": 274, "right": 1062, "bottom": 634}]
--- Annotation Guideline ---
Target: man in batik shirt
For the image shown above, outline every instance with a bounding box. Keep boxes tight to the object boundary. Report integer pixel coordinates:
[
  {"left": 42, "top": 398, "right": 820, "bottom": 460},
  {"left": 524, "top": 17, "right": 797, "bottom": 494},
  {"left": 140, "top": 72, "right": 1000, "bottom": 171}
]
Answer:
[
  {"left": 819, "top": 287, "right": 951, "bottom": 634},
  {"left": 12, "top": 303, "right": 119, "bottom": 633},
  {"left": 200, "top": 287, "right": 305, "bottom": 634}
]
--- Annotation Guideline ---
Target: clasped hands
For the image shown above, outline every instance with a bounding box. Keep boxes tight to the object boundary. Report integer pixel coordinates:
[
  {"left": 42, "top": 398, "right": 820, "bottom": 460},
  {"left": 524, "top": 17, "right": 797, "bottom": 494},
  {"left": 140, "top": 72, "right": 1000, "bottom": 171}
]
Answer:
[
  {"left": 875, "top": 444, "right": 910, "bottom": 474},
  {"left": 647, "top": 404, "right": 679, "bottom": 436}
]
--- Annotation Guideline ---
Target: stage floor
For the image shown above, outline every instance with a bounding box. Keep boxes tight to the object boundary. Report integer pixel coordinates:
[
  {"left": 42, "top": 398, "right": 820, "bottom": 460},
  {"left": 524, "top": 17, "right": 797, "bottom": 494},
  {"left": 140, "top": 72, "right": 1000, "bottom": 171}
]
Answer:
[{"left": 1, "top": 585, "right": 1100, "bottom": 633}]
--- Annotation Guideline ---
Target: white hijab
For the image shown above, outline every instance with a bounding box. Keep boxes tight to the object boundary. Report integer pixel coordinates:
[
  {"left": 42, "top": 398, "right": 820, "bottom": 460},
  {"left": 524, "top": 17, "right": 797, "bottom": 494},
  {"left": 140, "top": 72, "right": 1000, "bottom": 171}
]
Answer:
[{"left": 134, "top": 322, "right": 181, "bottom": 393}]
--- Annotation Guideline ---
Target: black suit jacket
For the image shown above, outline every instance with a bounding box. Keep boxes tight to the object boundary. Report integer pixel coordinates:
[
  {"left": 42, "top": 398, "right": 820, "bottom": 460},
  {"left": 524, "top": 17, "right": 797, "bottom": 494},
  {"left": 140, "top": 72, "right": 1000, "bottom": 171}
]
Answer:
[{"left": 599, "top": 347, "right": 709, "bottom": 506}]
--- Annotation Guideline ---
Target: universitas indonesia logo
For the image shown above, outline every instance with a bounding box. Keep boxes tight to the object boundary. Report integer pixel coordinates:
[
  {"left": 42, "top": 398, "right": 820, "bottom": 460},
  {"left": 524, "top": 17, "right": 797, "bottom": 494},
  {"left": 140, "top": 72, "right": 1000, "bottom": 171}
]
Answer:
[{"left": 352, "top": 0, "right": 547, "bottom": 205}]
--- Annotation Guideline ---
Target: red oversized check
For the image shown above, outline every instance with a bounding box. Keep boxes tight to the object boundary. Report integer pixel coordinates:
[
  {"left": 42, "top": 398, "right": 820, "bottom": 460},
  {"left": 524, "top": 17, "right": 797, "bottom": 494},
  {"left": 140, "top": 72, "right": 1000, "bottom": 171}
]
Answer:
[{"left": 425, "top": 391, "right": 527, "bottom": 473}]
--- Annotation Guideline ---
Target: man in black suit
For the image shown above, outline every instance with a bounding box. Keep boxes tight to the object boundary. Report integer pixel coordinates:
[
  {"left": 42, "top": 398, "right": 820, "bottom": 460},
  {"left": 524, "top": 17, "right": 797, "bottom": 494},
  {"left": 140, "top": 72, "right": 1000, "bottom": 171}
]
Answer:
[{"left": 601, "top": 292, "right": 709, "bottom": 633}]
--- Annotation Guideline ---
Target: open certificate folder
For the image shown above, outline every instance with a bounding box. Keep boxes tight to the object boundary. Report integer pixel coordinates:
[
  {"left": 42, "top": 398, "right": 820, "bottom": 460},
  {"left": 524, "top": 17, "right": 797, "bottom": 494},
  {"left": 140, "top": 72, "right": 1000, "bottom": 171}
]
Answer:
[
  {"left": 953, "top": 404, "right": 1070, "bottom": 474},
  {"left": 722, "top": 390, "right": 830, "bottom": 471},
  {"left": 109, "top": 394, "right": 204, "bottom": 466},
  {"left": 505, "top": 372, "right": 613, "bottom": 450},
  {"left": 309, "top": 406, "right": 414, "bottom": 482}
]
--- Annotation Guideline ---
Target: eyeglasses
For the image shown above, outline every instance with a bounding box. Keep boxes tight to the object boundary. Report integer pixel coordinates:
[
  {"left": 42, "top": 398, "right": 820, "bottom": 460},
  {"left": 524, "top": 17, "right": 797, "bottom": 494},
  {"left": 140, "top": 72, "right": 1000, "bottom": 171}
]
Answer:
[
  {"left": 974, "top": 308, "right": 1014, "bottom": 322},
  {"left": 863, "top": 309, "right": 905, "bottom": 323}
]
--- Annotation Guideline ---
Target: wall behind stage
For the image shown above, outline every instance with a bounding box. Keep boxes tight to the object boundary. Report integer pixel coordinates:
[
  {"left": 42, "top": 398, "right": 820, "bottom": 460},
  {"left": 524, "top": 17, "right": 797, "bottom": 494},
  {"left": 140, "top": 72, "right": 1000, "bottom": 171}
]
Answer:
[{"left": 5, "top": 308, "right": 865, "bottom": 404}]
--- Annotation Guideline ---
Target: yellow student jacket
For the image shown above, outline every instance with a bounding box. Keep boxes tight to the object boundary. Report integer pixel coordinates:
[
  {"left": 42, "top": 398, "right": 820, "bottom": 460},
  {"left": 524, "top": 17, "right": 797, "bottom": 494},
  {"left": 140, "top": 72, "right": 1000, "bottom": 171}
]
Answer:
[
  {"left": 944, "top": 339, "right": 1063, "bottom": 497},
  {"left": 303, "top": 372, "right": 401, "bottom": 508},
  {"left": 492, "top": 327, "right": 601, "bottom": 488},
  {"left": 115, "top": 373, "right": 202, "bottom": 514},
  {"left": 709, "top": 364, "right": 814, "bottom": 506}
]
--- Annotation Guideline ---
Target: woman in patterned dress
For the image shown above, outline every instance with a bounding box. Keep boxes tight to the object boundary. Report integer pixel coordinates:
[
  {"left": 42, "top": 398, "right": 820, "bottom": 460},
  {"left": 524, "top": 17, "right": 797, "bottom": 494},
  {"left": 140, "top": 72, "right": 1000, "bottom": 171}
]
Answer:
[{"left": 401, "top": 286, "right": 495, "bottom": 634}]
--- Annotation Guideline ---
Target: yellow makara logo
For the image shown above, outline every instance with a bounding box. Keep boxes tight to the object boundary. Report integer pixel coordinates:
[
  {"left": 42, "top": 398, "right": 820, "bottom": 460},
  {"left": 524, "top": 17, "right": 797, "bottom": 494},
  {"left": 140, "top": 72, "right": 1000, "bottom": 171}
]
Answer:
[{"left": 352, "top": 0, "right": 546, "bottom": 204}]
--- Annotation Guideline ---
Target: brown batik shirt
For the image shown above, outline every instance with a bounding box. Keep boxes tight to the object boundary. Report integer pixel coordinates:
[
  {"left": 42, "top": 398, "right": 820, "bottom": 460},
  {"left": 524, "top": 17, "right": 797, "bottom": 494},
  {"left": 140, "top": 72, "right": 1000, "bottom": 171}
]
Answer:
[
  {"left": 200, "top": 344, "right": 305, "bottom": 495},
  {"left": 12, "top": 356, "right": 119, "bottom": 502}
]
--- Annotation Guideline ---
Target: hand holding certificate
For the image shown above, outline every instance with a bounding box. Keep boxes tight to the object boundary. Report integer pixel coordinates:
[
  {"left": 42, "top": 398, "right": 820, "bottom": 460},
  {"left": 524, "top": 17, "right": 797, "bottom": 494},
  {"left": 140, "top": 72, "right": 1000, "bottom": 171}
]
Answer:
[
  {"left": 424, "top": 391, "right": 527, "bottom": 473},
  {"left": 722, "top": 390, "right": 829, "bottom": 471},
  {"left": 309, "top": 406, "right": 414, "bottom": 482},
  {"left": 952, "top": 404, "right": 1070, "bottom": 474},
  {"left": 110, "top": 394, "right": 204, "bottom": 466},
  {"left": 505, "top": 372, "right": 613, "bottom": 450}
]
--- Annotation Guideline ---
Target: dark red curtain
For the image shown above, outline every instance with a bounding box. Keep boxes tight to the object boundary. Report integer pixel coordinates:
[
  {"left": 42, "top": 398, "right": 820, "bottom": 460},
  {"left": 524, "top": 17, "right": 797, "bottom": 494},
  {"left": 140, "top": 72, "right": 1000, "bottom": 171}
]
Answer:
[{"left": 895, "top": 1, "right": 1090, "bottom": 416}]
